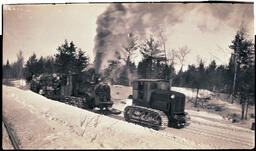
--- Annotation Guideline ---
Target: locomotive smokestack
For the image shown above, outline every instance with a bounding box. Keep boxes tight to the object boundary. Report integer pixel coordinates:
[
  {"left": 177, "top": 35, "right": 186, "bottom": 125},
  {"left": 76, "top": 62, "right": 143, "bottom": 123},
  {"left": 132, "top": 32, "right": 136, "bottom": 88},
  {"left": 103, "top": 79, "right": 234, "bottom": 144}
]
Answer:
[{"left": 94, "top": 52, "right": 103, "bottom": 74}]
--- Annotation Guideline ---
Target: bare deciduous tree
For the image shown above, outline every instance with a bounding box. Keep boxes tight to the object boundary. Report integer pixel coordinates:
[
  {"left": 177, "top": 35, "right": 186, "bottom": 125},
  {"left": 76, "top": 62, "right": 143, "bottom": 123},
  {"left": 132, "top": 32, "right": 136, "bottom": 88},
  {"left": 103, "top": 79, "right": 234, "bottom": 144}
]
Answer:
[
  {"left": 177, "top": 45, "right": 190, "bottom": 73},
  {"left": 16, "top": 50, "right": 24, "bottom": 79}
]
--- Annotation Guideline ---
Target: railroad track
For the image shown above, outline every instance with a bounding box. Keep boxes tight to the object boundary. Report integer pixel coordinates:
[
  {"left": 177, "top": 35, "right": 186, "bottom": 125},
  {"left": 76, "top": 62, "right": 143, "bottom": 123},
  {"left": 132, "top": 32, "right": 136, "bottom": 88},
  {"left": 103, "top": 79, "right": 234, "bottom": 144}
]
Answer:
[{"left": 2, "top": 116, "right": 20, "bottom": 150}]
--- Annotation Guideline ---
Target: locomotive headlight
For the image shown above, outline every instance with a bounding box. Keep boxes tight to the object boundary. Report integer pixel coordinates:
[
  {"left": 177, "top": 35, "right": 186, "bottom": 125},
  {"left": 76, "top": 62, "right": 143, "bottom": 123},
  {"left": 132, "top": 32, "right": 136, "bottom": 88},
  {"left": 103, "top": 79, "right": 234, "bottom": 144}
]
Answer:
[{"left": 170, "top": 94, "right": 175, "bottom": 99}]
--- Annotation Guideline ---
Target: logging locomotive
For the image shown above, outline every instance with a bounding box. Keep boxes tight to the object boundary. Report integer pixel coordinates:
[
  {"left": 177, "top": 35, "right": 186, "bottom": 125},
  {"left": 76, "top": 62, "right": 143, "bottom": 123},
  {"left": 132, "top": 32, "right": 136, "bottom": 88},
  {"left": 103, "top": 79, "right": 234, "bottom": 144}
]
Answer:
[
  {"left": 124, "top": 79, "right": 191, "bottom": 129},
  {"left": 30, "top": 68, "right": 117, "bottom": 113}
]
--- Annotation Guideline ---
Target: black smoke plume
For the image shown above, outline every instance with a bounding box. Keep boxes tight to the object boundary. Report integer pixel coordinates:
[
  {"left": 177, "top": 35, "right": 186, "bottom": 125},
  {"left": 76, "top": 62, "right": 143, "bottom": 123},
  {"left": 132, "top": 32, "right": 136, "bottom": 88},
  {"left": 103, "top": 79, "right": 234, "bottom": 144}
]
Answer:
[
  {"left": 93, "top": 3, "right": 254, "bottom": 73},
  {"left": 93, "top": 3, "right": 188, "bottom": 73}
]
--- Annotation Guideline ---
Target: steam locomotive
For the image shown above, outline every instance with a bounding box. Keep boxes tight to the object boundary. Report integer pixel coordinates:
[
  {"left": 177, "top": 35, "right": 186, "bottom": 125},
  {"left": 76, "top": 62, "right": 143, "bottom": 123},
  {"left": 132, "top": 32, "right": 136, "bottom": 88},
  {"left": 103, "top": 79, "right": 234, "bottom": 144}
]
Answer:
[{"left": 30, "top": 68, "right": 115, "bottom": 112}]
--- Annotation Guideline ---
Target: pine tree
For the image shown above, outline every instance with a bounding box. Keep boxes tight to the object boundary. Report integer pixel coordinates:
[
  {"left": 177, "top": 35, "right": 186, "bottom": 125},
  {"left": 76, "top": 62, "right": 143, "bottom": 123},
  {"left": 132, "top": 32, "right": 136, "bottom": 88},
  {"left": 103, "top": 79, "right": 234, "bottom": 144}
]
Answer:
[
  {"left": 55, "top": 40, "right": 89, "bottom": 74},
  {"left": 75, "top": 49, "right": 89, "bottom": 73},
  {"left": 229, "top": 26, "right": 254, "bottom": 119},
  {"left": 3, "top": 60, "right": 11, "bottom": 79},
  {"left": 206, "top": 60, "right": 217, "bottom": 91},
  {"left": 16, "top": 50, "right": 24, "bottom": 79},
  {"left": 122, "top": 33, "right": 138, "bottom": 85},
  {"left": 24, "top": 53, "right": 38, "bottom": 82},
  {"left": 137, "top": 59, "right": 148, "bottom": 79},
  {"left": 229, "top": 26, "right": 254, "bottom": 104},
  {"left": 140, "top": 35, "right": 165, "bottom": 78},
  {"left": 192, "top": 59, "right": 206, "bottom": 107}
]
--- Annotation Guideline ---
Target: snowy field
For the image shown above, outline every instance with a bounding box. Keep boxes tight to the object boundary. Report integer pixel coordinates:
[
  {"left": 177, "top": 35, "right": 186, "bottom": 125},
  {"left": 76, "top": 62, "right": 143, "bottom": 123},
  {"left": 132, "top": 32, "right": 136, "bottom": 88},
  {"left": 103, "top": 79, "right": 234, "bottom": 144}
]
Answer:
[{"left": 2, "top": 80, "right": 255, "bottom": 149}]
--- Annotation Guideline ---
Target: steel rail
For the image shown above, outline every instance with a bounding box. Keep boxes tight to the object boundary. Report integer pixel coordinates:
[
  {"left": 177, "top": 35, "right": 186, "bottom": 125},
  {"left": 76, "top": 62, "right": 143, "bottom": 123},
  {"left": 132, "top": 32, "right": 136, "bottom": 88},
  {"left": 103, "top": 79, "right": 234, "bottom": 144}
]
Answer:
[{"left": 2, "top": 116, "right": 20, "bottom": 150}]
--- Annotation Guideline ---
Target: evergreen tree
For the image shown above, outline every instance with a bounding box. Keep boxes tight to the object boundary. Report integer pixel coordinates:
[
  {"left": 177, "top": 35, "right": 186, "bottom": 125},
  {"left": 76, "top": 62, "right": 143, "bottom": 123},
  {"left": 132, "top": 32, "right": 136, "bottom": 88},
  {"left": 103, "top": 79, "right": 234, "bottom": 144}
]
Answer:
[
  {"left": 15, "top": 50, "right": 24, "bottom": 79},
  {"left": 3, "top": 60, "right": 11, "bottom": 79},
  {"left": 55, "top": 40, "right": 89, "bottom": 74},
  {"left": 37, "top": 56, "right": 45, "bottom": 74},
  {"left": 104, "top": 59, "right": 120, "bottom": 84},
  {"left": 206, "top": 60, "right": 217, "bottom": 90},
  {"left": 140, "top": 35, "right": 165, "bottom": 78},
  {"left": 192, "top": 59, "right": 206, "bottom": 106},
  {"left": 229, "top": 26, "right": 254, "bottom": 104},
  {"left": 55, "top": 40, "right": 76, "bottom": 74},
  {"left": 44, "top": 56, "right": 56, "bottom": 74},
  {"left": 122, "top": 33, "right": 138, "bottom": 85},
  {"left": 229, "top": 26, "right": 254, "bottom": 119},
  {"left": 137, "top": 59, "right": 148, "bottom": 79},
  {"left": 24, "top": 53, "right": 38, "bottom": 82},
  {"left": 74, "top": 49, "right": 89, "bottom": 73}
]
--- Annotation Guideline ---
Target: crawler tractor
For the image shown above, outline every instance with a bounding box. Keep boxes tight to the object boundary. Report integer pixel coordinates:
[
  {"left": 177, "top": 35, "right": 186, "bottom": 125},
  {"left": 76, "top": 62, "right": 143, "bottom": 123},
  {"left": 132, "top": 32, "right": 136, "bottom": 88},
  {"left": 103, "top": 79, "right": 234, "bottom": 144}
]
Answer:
[{"left": 124, "top": 79, "right": 191, "bottom": 130}]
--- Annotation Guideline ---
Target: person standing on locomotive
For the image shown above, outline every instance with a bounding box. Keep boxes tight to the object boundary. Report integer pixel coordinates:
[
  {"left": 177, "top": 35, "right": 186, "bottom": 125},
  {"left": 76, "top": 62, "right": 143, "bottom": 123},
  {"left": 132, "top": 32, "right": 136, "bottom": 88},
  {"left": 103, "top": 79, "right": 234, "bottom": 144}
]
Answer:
[
  {"left": 94, "top": 78, "right": 111, "bottom": 111},
  {"left": 103, "top": 81, "right": 111, "bottom": 102}
]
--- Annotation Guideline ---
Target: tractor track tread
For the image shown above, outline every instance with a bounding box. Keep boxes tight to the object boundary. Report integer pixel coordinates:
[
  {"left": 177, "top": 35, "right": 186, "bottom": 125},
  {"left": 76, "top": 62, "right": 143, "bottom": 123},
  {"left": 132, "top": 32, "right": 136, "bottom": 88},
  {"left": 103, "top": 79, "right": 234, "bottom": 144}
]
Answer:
[{"left": 124, "top": 105, "right": 169, "bottom": 130}]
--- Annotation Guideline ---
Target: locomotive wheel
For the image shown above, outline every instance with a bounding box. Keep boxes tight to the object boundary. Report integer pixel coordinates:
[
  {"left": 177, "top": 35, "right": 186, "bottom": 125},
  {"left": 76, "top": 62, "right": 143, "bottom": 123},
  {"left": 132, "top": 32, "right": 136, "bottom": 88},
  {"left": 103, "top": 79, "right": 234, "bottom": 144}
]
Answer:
[
  {"left": 124, "top": 107, "right": 132, "bottom": 121},
  {"left": 89, "top": 99, "right": 95, "bottom": 109},
  {"left": 84, "top": 98, "right": 94, "bottom": 110}
]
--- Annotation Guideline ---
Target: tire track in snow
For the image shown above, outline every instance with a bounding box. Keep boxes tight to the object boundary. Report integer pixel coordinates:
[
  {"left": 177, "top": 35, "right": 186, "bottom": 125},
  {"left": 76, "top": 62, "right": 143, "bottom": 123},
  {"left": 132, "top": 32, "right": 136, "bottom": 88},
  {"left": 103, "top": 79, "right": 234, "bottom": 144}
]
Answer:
[
  {"left": 188, "top": 125, "right": 252, "bottom": 147},
  {"left": 191, "top": 114, "right": 253, "bottom": 133},
  {"left": 106, "top": 110, "right": 253, "bottom": 148},
  {"left": 164, "top": 122, "right": 254, "bottom": 149},
  {"left": 191, "top": 120, "right": 254, "bottom": 140},
  {"left": 94, "top": 109, "right": 254, "bottom": 148}
]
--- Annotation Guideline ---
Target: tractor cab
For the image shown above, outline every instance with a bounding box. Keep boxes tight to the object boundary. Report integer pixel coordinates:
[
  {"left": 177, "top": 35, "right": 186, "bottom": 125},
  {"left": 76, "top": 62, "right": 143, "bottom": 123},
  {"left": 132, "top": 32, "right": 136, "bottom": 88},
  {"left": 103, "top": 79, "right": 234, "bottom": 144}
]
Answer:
[{"left": 132, "top": 79, "right": 170, "bottom": 107}]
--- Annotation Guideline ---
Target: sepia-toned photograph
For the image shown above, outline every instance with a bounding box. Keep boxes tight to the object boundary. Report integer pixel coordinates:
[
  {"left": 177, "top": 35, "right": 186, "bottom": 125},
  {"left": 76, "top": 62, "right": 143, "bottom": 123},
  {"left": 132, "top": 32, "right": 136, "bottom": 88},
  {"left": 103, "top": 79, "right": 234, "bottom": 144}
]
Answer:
[{"left": 2, "top": 0, "right": 255, "bottom": 149}]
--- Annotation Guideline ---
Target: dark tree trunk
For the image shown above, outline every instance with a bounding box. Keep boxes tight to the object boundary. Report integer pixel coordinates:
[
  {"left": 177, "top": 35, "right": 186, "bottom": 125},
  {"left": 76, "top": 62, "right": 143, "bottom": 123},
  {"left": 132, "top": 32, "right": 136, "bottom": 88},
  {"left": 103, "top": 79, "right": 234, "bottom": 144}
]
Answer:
[
  {"left": 245, "top": 97, "right": 249, "bottom": 120},
  {"left": 241, "top": 96, "right": 245, "bottom": 120},
  {"left": 195, "top": 88, "right": 199, "bottom": 107}
]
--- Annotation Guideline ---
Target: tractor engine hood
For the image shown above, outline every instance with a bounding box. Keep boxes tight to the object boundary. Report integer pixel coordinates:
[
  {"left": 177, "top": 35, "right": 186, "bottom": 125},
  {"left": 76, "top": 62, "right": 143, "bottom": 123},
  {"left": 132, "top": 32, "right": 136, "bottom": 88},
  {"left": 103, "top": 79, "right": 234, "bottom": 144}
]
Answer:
[
  {"left": 150, "top": 90, "right": 186, "bottom": 113},
  {"left": 151, "top": 90, "right": 185, "bottom": 101}
]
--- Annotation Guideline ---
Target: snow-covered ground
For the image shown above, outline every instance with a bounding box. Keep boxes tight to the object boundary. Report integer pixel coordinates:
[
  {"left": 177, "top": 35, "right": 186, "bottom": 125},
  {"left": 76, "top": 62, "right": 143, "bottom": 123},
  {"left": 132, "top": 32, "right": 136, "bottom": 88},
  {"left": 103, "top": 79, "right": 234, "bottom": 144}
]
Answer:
[
  {"left": 172, "top": 86, "right": 213, "bottom": 98},
  {"left": 109, "top": 84, "right": 255, "bottom": 149},
  {"left": 2, "top": 81, "right": 255, "bottom": 149},
  {"left": 3, "top": 85, "right": 212, "bottom": 149}
]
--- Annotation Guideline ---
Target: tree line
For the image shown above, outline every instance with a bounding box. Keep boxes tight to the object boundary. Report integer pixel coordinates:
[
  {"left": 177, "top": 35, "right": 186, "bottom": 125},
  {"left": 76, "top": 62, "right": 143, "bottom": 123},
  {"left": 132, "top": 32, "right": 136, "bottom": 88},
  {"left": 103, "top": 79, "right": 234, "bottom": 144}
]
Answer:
[
  {"left": 2, "top": 27, "right": 254, "bottom": 120},
  {"left": 3, "top": 40, "right": 90, "bottom": 82},
  {"left": 102, "top": 27, "right": 254, "bottom": 120}
]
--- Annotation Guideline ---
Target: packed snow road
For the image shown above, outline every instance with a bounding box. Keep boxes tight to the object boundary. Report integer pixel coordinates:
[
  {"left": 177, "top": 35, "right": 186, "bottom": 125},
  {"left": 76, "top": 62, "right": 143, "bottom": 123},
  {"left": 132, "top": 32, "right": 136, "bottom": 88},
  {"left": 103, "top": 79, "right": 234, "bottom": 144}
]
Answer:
[
  {"left": 111, "top": 99, "right": 255, "bottom": 149},
  {"left": 2, "top": 84, "right": 255, "bottom": 149}
]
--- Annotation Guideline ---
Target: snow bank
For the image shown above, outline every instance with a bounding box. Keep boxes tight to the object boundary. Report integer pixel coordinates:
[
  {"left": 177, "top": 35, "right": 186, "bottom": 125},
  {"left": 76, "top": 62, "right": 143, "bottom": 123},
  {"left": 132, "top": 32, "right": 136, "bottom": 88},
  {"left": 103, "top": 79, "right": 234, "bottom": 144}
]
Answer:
[
  {"left": 9, "top": 79, "right": 27, "bottom": 87},
  {"left": 112, "top": 99, "right": 133, "bottom": 113},
  {"left": 3, "top": 85, "right": 211, "bottom": 149},
  {"left": 172, "top": 87, "right": 213, "bottom": 98},
  {"left": 187, "top": 109, "right": 224, "bottom": 120},
  {"left": 110, "top": 85, "right": 214, "bottom": 100},
  {"left": 110, "top": 85, "right": 132, "bottom": 100}
]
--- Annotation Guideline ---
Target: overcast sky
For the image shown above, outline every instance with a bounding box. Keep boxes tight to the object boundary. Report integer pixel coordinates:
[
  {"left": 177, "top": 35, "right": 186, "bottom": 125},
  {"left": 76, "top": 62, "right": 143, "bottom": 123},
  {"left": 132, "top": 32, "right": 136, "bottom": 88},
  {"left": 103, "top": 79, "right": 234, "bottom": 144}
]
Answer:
[{"left": 3, "top": 2, "right": 254, "bottom": 71}]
